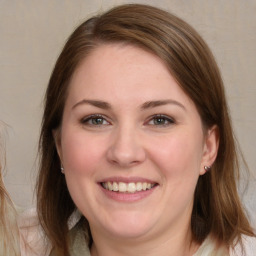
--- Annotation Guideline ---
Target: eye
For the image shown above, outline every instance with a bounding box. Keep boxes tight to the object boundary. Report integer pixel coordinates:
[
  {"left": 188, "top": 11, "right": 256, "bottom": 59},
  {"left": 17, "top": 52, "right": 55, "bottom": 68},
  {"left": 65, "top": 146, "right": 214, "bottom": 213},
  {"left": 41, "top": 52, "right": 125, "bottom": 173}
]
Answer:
[
  {"left": 147, "top": 114, "right": 175, "bottom": 126},
  {"left": 81, "top": 114, "right": 110, "bottom": 126}
]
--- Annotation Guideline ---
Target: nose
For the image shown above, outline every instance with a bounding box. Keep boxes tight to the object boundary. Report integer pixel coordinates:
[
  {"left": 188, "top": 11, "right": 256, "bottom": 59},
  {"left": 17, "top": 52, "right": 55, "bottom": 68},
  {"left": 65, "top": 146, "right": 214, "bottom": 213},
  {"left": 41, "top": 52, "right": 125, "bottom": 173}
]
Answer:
[{"left": 106, "top": 125, "right": 146, "bottom": 167}]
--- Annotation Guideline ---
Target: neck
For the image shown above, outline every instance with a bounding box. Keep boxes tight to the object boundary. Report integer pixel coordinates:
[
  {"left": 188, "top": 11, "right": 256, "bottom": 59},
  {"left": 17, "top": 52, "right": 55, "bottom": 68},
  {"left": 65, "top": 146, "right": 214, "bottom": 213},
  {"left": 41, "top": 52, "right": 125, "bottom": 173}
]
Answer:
[{"left": 90, "top": 223, "right": 199, "bottom": 256}]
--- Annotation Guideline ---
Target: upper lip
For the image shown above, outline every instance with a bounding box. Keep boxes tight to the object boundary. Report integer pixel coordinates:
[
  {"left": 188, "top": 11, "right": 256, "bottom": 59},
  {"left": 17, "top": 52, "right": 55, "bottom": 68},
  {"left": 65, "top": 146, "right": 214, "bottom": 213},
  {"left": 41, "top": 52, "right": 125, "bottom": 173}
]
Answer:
[{"left": 99, "top": 176, "right": 158, "bottom": 184}]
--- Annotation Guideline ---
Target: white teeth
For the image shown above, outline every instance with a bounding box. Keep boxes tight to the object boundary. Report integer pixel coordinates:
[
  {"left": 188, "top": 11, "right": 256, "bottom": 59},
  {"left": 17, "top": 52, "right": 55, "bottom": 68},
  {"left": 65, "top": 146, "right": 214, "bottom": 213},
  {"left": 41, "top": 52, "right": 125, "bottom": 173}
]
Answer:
[
  {"left": 127, "top": 183, "right": 136, "bottom": 193},
  {"left": 136, "top": 182, "right": 142, "bottom": 191},
  {"left": 112, "top": 182, "right": 118, "bottom": 191},
  {"left": 119, "top": 182, "right": 127, "bottom": 192},
  {"left": 102, "top": 181, "right": 155, "bottom": 193},
  {"left": 107, "top": 181, "right": 113, "bottom": 191}
]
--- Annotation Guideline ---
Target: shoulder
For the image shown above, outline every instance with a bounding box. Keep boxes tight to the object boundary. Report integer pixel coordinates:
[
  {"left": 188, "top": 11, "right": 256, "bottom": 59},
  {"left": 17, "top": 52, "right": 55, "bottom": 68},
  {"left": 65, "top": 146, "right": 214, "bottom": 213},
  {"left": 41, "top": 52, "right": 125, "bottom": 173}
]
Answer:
[
  {"left": 49, "top": 210, "right": 91, "bottom": 256},
  {"left": 194, "top": 236, "right": 229, "bottom": 255},
  {"left": 68, "top": 216, "right": 91, "bottom": 256},
  {"left": 18, "top": 208, "right": 51, "bottom": 256},
  {"left": 230, "top": 235, "right": 256, "bottom": 256}
]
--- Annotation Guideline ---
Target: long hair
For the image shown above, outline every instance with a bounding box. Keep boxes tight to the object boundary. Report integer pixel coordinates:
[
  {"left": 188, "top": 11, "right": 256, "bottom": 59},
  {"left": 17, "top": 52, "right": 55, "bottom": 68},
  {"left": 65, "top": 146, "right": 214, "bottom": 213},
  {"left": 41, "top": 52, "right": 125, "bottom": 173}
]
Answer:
[
  {"left": 37, "top": 4, "right": 255, "bottom": 255},
  {"left": 0, "top": 123, "right": 20, "bottom": 256}
]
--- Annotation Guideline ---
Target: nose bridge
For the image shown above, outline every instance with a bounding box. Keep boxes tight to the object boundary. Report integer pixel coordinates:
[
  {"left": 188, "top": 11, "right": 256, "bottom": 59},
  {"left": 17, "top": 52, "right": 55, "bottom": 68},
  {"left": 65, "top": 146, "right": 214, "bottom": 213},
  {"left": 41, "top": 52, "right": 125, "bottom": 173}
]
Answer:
[{"left": 107, "top": 121, "right": 145, "bottom": 167}]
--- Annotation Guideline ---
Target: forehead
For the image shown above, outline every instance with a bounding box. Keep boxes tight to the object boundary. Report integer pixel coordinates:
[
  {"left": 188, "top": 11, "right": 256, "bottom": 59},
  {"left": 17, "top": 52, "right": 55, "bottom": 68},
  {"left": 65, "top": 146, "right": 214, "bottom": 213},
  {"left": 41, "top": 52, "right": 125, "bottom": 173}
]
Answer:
[
  {"left": 66, "top": 43, "right": 194, "bottom": 109},
  {"left": 71, "top": 43, "right": 171, "bottom": 83}
]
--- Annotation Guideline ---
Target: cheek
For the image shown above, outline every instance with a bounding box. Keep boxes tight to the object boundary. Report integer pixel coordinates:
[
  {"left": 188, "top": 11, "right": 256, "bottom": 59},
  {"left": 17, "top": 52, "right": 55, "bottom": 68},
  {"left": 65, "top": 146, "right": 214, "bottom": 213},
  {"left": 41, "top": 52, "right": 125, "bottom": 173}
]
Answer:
[
  {"left": 148, "top": 131, "right": 203, "bottom": 181},
  {"left": 59, "top": 128, "right": 106, "bottom": 214},
  {"left": 60, "top": 128, "right": 105, "bottom": 176}
]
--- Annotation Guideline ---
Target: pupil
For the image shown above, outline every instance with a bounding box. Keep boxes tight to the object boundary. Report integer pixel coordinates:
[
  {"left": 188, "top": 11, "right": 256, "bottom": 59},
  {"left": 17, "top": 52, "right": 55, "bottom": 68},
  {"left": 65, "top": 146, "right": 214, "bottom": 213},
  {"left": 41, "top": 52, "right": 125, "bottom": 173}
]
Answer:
[
  {"left": 154, "top": 118, "right": 164, "bottom": 125},
  {"left": 93, "top": 118, "right": 103, "bottom": 125}
]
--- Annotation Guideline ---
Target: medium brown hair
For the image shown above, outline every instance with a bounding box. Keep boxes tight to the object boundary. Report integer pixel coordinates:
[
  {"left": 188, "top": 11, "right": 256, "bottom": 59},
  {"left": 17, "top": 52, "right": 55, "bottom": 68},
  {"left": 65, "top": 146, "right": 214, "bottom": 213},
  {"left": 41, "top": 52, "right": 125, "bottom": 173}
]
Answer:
[{"left": 37, "top": 4, "right": 254, "bottom": 255}]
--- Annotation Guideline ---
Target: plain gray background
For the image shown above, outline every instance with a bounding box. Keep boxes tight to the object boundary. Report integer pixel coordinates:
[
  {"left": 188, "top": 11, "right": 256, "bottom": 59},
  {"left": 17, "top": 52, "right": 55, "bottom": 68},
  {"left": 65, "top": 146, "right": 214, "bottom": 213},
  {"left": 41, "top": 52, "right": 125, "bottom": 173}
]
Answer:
[{"left": 0, "top": 0, "right": 255, "bottom": 229}]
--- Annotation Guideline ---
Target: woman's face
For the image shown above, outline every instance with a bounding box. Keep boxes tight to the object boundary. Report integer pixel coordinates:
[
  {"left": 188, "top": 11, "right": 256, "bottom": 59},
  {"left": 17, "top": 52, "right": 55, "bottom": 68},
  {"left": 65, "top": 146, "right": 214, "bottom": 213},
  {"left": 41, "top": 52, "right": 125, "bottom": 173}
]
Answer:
[{"left": 56, "top": 44, "right": 218, "bottom": 241}]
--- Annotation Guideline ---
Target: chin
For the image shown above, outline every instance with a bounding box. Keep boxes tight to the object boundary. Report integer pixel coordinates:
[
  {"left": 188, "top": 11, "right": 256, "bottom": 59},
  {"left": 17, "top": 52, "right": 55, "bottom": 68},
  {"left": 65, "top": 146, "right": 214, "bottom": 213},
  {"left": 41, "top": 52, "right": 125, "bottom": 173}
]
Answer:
[
  {"left": 100, "top": 212, "right": 155, "bottom": 239},
  {"left": 107, "top": 225, "right": 151, "bottom": 239}
]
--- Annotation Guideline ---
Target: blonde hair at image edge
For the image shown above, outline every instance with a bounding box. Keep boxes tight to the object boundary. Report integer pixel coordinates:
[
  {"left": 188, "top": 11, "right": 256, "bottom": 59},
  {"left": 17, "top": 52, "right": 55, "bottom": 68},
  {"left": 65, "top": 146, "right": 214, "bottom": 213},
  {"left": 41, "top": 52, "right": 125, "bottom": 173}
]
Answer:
[{"left": 0, "top": 124, "right": 20, "bottom": 256}]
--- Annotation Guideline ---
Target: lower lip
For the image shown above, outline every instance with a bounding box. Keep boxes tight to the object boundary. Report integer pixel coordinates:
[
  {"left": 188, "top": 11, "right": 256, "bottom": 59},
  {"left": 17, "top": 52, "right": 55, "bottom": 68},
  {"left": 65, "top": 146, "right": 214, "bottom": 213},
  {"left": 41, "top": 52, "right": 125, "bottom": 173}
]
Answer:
[{"left": 99, "top": 184, "right": 158, "bottom": 202}]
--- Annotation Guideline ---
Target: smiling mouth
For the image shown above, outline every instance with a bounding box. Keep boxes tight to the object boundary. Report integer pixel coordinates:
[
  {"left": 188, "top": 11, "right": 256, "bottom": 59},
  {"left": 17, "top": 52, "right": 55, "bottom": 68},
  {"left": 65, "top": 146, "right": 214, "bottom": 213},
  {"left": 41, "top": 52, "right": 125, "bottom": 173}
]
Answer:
[{"left": 101, "top": 181, "right": 157, "bottom": 193}]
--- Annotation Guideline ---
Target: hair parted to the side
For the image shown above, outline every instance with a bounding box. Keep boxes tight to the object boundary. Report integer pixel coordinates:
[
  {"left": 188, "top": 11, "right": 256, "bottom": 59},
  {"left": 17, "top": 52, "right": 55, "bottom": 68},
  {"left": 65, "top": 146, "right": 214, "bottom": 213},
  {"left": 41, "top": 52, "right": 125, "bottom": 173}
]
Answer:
[
  {"left": 37, "top": 4, "right": 255, "bottom": 255},
  {"left": 0, "top": 123, "right": 21, "bottom": 256}
]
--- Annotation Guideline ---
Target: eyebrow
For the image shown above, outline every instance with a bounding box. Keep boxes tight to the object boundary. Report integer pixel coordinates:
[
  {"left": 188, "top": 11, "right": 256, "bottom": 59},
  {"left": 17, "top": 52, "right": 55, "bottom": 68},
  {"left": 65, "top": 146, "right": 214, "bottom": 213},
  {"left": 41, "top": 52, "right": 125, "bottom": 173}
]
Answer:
[
  {"left": 72, "top": 99, "right": 186, "bottom": 111},
  {"left": 140, "top": 100, "right": 186, "bottom": 111},
  {"left": 72, "top": 99, "right": 111, "bottom": 110}
]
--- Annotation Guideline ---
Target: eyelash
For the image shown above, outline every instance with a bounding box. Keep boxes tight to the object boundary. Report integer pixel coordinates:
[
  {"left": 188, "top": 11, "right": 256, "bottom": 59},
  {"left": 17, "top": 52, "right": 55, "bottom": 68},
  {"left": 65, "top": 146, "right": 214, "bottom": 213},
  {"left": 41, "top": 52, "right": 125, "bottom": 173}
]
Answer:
[
  {"left": 146, "top": 114, "right": 175, "bottom": 127},
  {"left": 80, "top": 114, "right": 175, "bottom": 127},
  {"left": 80, "top": 114, "right": 110, "bottom": 126}
]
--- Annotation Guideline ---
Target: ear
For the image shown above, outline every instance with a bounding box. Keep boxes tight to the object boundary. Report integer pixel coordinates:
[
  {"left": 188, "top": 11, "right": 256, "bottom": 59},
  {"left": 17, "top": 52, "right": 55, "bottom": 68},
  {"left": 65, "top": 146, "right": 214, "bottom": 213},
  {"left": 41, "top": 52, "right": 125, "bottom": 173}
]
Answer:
[
  {"left": 52, "top": 128, "right": 63, "bottom": 163},
  {"left": 200, "top": 125, "right": 219, "bottom": 175}
]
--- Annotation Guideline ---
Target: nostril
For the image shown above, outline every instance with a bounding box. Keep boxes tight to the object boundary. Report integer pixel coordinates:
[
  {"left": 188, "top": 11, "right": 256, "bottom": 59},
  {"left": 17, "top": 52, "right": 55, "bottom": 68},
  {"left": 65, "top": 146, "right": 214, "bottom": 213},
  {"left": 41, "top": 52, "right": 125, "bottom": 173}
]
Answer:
[{"left": 106, "top": 142, "right": 146, "bottom": 167}]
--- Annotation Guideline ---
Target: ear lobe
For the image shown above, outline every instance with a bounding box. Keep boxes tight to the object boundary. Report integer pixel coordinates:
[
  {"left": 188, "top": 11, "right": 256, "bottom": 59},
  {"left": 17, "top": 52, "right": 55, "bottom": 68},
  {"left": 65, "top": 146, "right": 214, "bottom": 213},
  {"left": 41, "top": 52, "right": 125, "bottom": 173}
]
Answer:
[
  {"left": 52, "top": 129, "right": 63, "bottom": 162},
  {"left": 200, "top": 125, "right": 219, "bottom": 175}
]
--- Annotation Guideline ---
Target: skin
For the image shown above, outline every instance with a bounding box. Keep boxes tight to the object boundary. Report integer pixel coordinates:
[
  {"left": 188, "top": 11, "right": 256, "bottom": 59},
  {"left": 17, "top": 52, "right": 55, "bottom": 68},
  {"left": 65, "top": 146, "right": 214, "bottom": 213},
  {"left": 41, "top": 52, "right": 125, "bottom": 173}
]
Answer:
[{"left": 55, "top": 44, "right": 219, "bottom": 256}]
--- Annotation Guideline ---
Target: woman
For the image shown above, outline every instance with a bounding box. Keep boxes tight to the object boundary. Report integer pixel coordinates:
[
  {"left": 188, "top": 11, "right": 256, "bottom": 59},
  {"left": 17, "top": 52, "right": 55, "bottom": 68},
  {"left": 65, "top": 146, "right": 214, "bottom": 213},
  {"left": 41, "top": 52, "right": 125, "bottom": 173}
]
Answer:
[
  {"left": 0, "top": 123, "right": 20, "bottom": 256},
  {"left": 0, "top": 123, "right": 50, "bottom": 256},
  {"left": 37, "top": 4, "right": 255, "bottom": 255}
]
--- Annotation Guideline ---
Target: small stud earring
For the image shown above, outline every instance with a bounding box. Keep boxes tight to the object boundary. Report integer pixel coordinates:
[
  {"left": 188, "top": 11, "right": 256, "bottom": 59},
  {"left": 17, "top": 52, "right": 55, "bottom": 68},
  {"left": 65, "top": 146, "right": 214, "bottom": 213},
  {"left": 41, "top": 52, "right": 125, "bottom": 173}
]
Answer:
[
  {"left": 61, "top": 166, "right": 64, "bottom": 173},
  {"left": 204, "top": 166, "right": 211, "bottom": 172}
]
